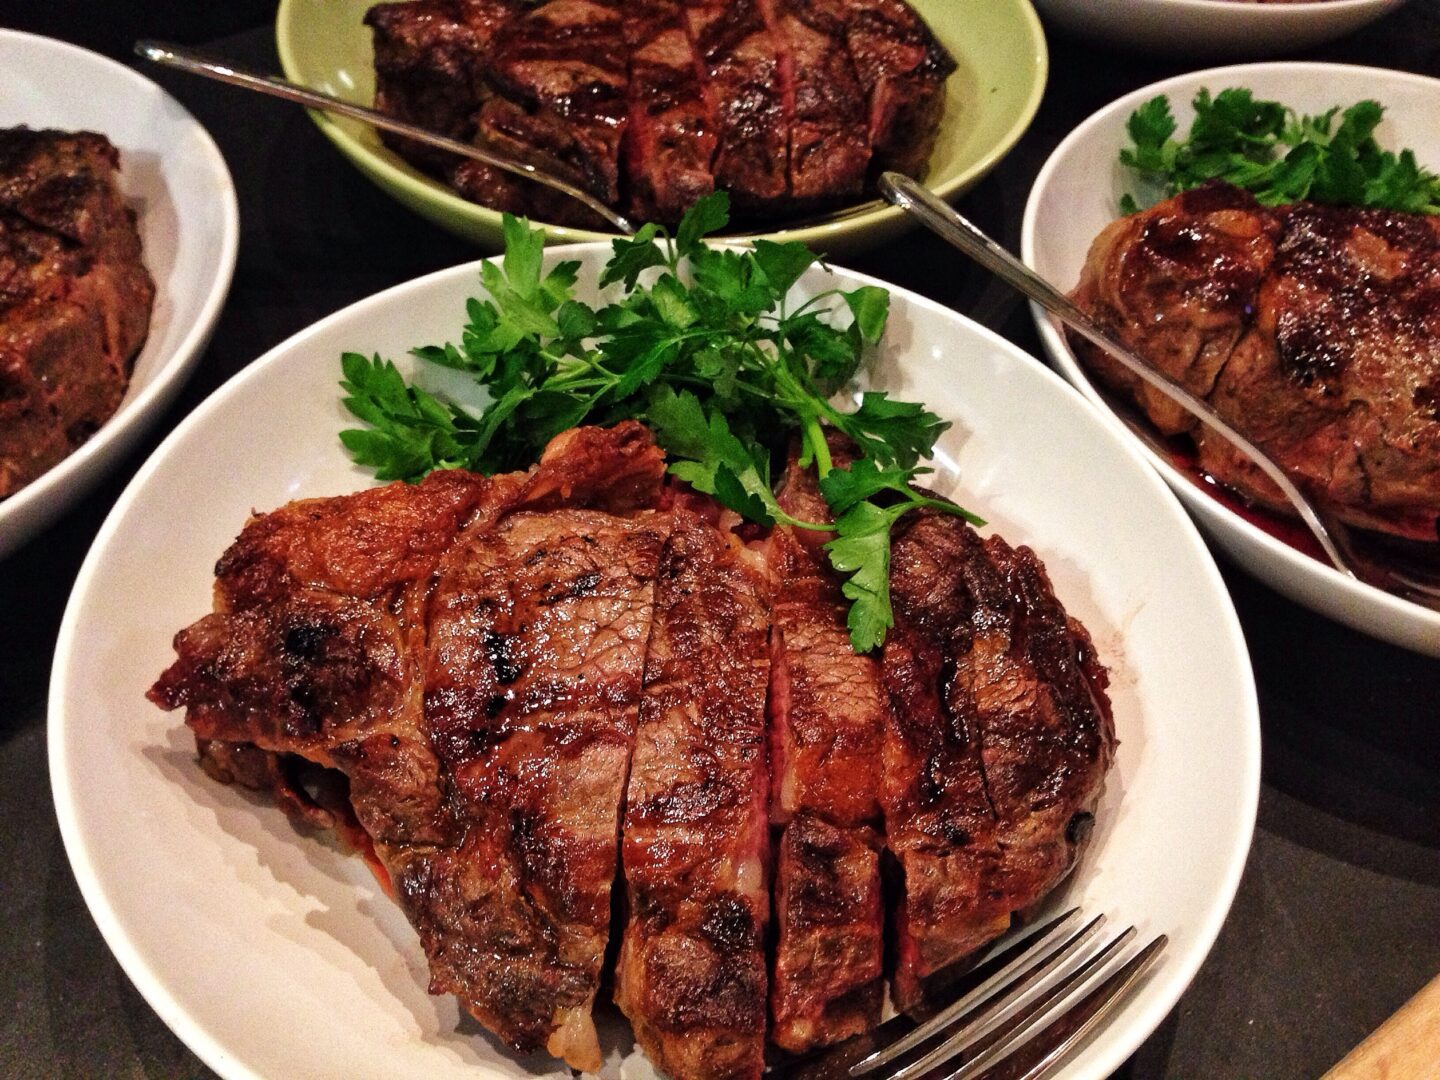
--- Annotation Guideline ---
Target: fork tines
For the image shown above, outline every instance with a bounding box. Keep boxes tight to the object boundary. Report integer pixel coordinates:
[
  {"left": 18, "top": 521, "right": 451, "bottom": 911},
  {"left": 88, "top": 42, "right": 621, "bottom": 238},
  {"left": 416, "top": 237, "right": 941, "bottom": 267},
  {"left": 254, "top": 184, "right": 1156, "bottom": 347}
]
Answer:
[{"left": 776, "top": 911, "right": 1166, "bottom": 1080}]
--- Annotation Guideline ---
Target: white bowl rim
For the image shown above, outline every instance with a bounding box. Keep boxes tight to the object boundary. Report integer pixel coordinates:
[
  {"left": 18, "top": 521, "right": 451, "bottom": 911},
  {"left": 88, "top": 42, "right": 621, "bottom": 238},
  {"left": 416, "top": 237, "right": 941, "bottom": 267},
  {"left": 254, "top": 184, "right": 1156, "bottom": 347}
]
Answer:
[
  {"left": 0, "top": 28, "right": 240, "bottom": 550},
  {"left": 49, "top": 242, "right": 1260, "bottom": 1080},
  {"left": 1020, "top": 59, "right": 1440, "bottom": 647}
]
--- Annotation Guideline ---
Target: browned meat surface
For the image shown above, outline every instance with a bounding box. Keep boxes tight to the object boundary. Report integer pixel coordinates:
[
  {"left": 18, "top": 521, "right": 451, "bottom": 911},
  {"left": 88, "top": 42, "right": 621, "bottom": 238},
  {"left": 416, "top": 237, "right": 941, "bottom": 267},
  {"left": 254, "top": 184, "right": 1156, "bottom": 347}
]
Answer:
[
  {"left": 411, "top": 503, "right": 668, "bottom": 1066},
  {"left": 367, "top": 0, "right": 520, "bottom": 173},
  {"left": 772, "top": 817, "right": 884, "bottom": 1051},
  {"left": 149, "top": 423, "right": 670, "bottom": 1072},
  {"left": 471, "top": 0, "right": 631, "bottom": 219},
  {"left": 623, "top": 0, "right": 719, "bottom": 222},
  {"left": 0, "top": 127, "right": 153, "bottom": 498},
  {"left": 837, "top": 0, "right": 955, "bottom": 177},
  {"left": 685, "top": 0, "right": 790, "bottom": 213},
  {"left": 616, "top": 510, "right": 772, "bottom": 1080},
  {"left": 769, "top": 0, "right": 871, "bottom": 203},
  {"left": 882, "top": 510, "right": 1113, "bottom": 1010},
  {"left": 152, "top": 419, "right": 1116, "bottom": 1077},
  {"left": 765, "top": 446, "right": 886, "bottom": 1051},
  {"left": 366, "top": 0, "right": 952, "bottom": 224},
  {"left": 1071, "top": 183, "right": 1440, "bottom": 541}
]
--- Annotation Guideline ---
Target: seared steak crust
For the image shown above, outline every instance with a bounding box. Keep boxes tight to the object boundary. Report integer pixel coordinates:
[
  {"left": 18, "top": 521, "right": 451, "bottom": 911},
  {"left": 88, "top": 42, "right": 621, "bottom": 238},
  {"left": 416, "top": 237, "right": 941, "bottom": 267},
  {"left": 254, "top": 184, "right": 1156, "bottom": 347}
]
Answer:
[
  {"left": 152, "top": 421, "right": 1115, "bottom": 1076},
  {"left": 413, "top": 504, "right": 668, "bottom": 1066},
  {"left": 835, "top": 0, "right": 955, "bottom": 176},
  {"left": 1072, "top": 183, "right": 1440, "bottom": 540},
  {"left": 149, "top": 424, "right": 670, "bottom": 1073},
  {"left": 882, "top": 510, "right": 1113, "bottom": 1009},
  {"left": 366, "top": 0, "right": 953, "bottom": 223},
  {"left": 0, "top": 127, "right": 153, "bottom": 498},
  {"left": 624, "top": 0, "right": 720, "bottom": 222},
  {"left": 766, "top": 446, "right": 886, "bottom": 1051},
  {"left": 616, "top": 511, "right": 773, "bottom": 1080}
]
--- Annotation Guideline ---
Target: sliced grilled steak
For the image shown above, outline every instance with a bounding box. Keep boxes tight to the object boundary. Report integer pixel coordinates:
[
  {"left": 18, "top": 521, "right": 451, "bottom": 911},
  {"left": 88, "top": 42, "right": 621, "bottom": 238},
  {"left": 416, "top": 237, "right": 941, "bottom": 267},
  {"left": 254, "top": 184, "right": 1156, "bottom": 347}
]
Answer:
[
  {"left": 366, "top": 0, "right": 952, "bottom": 224},
  {"left": 685, "top": 0, "right": 791, "bottom": 212},
  {"left": 0, "top": 127, "right": 153, "bottom": 498},
  {"left": 367, "top": 0, "right": 521, "bottom": 173},
  {"left": 1071, "top": 183, "right": 1440, "bottom": 540},
  {"left": 415, "top": 503, "right": 668, "bottom": 1068},
  {"left": 616, "top": 510, "right": 773, "bottom": 1080},
  {"left": 764, "top": 444, "right": 886, "bottom": 1052},
  {"left": 882, "top": 509, "right": 1113, "bottom": 1009},
  {"left": 462, "top": 0, "right": 631, "bottom": 226},
  {"left": 149, "top": 423, "right": 670, "bottom": 1073},
  {"left": 772, "top": 817, "right": 885, "bottom": 1051},
  {"left": 767, "top": 0, "right": 870, "bottom": 202},
  {"left": 623, "top": 0, "right": 719, "bottom": 222},
  {"left": 836, "top": 0, "right": 956, "bottom": 177}
]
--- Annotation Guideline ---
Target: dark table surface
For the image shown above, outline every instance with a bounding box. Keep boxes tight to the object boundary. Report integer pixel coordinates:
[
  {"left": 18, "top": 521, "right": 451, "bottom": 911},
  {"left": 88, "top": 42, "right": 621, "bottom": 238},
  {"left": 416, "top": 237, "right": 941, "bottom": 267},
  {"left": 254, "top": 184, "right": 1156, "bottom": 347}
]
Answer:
[{"left": 3, "top": 3, "right": 1439, "bottom": 1078}]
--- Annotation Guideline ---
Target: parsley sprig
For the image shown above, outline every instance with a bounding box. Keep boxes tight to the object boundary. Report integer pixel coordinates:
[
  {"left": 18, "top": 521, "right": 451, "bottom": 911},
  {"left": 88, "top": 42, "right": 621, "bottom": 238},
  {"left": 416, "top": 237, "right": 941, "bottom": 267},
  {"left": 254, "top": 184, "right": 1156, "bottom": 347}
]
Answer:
[
  {"left": 339, "top": 193, "right": 981, "bottom": 652},
  {"left": 1118, "top": 88, "right": 1440, "bottom": 216}
]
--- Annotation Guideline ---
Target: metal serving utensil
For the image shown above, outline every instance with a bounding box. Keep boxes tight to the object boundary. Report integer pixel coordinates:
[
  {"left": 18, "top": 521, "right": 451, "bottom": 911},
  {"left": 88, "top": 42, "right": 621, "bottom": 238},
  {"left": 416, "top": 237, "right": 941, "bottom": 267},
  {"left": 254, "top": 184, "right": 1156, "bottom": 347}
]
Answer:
[
  {"left": 878, "top": 171, "right": 1440, "bottom": 611},
  {"left": 133, "top": 39, "right": 638, "bottom": 236},
  {"left": 774, "top": 908, "right": 1167, "bottom": 1080}
]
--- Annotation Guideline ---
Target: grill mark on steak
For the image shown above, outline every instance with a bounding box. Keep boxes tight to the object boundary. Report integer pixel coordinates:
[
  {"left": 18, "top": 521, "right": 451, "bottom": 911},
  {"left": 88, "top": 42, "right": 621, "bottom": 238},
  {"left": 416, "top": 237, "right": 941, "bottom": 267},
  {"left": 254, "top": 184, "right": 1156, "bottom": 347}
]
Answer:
[
  {"left": 414, "top": 505, "right": 668, "bottom": 1068},
  {"left": 148, "top": 424, "right": 671, "bottom": 1074},
  {"left": 0, "top": 127, "right": 153, "bottom": 498},
  {"left": 622, "top": 0, "right": 720, "bottom": 222},
  {"left": 835, "top": 0, "right": 956, "bottom": 178},
  {"left": 765, "top": 439, "right": 886, "bottom": 1052},
  {"left": 616, "top": 510, "right": 772, "bottom": 1080},
  {"left": 683, "top": 0, "right": 791, "bottom": 211},
  {"left": 482, "top": 0, "right": 630, "bottom": 206},
  {"left": 882, "top": 508, "right": 1113, "bottom": 1010},
  {"left": 367, "top": 0, "right": 522, "bottom": 172},
  {"left": 772, "top": 816, "right": 884, "bottom": 1051},
  {"left": 767, "top": 0, "right": 870, "bottom": 202},
  {"left": 1071, "top": 182, "right": 1440, "bottom": 540}
]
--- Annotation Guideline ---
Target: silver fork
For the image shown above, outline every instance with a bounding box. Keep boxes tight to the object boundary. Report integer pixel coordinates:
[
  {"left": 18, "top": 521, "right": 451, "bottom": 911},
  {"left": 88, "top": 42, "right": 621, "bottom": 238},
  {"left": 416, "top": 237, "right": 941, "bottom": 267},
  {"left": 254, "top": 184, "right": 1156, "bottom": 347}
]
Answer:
[
  {"left": 133, "top": 40, "right": 639, "bottom": 235},
  {"left": 878, "top": 172, "right": 1440, "bottom": 613},
  {"left": 774, "top": 909, "right": 1167, "bottom": 1080}
]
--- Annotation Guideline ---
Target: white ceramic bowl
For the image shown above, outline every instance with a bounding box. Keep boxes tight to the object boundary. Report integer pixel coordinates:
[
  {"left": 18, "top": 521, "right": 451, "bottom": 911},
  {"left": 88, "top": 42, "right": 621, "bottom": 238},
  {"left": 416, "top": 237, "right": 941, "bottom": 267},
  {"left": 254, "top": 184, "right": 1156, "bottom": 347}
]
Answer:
[
  {"left": 1033, "top": 0, "right": 1408, "bottom": 58},
  {"left": 52, "top": 247, "right": 1258, "bottom": 1080},
  {"left": 0, "top": 30, "right": 238, "bottom": 558},
  {"left": 1022, "top": 62, "right": 1440, "bottom": 657}
]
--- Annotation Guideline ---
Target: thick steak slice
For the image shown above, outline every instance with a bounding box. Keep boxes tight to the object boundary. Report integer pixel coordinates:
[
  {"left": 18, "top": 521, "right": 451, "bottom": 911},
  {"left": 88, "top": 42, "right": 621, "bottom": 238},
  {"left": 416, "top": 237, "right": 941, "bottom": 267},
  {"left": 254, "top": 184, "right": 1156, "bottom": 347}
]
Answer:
[
  {"left": 766, "top": 0, "right": 870, "bottom": 202},
  {"left": 0, "top": 128, "right": 153, "bottom": 497},
  {"left": 617, "top": 510, "right": 773, "bottom": 1080},
  {"left": 149, "top": 424, "right": 670, "bottom": 1071},
  {"left": 367, "top": 0, "right": 520, "bottom": 146},
  {"left": 459, "top": 0, "right": 631, "bottom": 226},
  {"left": 772, "top": 817, "right": 884, "bottom": 1052},
  {"left": 882, "top": 510, "right": 1112, "bottom": 1009},
  {"left": 766, "top": 442, "right": 886, "bottom": 1052},
  {"left": 685, "top": 0, "right": 791, "bottom": 212},
  {"left": 413, "top": 504, "right": 668, "bottom": 1069},
  {"left": 837, "top": 0, "right": 956, "bottom": 177},
  {"left": 147, "top": 468, "right": 498, "bottom": 847},
  {"left": 623, "top": 0, "right": 719, "bottom": 223}
]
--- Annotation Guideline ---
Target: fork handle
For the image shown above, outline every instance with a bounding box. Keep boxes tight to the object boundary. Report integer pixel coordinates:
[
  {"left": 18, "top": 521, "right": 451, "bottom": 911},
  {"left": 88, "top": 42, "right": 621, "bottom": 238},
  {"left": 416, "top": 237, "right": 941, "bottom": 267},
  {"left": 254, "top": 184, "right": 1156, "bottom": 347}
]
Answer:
[{"left": 877, "top": 172, "right": 1358, "bottom": 582}]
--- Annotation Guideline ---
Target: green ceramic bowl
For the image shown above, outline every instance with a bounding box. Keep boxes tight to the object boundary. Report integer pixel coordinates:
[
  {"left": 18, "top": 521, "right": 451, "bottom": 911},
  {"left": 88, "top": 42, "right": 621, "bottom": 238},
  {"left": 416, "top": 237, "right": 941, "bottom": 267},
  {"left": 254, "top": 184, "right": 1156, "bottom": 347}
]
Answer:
[{"left": 275, "top": 0, "right": 1047, "bottom": 255}]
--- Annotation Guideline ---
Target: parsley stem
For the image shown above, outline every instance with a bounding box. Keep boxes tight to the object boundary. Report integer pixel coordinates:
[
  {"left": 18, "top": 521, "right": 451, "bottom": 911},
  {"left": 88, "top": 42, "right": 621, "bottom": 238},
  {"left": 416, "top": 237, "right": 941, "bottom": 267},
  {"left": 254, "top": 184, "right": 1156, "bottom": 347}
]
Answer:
[{"left": 805, "top": 416, "right": 833, "bottom": 479}]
